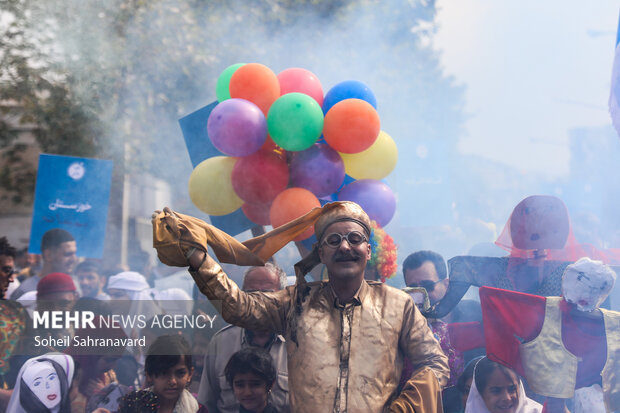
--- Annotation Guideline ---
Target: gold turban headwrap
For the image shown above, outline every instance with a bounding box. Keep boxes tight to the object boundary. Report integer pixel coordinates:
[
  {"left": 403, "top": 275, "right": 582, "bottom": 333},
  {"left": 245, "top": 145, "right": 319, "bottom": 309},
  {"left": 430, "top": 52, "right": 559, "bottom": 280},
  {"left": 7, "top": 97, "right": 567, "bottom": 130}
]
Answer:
[
  {"left": 313, "top": 201, "right": 371, "bottom": 242},
  {"left": 152, "top": 201, "right": 371, "bottom": 285}
]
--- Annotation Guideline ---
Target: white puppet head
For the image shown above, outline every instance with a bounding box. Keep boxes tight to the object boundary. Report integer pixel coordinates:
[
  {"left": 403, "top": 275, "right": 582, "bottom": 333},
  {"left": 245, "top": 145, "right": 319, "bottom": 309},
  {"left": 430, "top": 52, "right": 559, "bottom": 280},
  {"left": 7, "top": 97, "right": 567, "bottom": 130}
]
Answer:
[
  {"left": 8, "top": 354, "right": 74, "bottom": 413},
  {"left": 22, "top": 361, "right": 62, "bottom": 409},
  {"left": 562, "top": 257, "right": 616, "bottom": 312}
]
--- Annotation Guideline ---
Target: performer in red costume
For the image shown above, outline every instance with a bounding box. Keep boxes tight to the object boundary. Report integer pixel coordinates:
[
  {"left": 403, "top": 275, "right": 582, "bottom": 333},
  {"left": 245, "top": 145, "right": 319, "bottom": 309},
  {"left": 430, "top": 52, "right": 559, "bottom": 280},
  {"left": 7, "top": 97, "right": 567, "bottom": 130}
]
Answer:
[{"left": 480, "top": 257, "right": 619, "bottom": 413}]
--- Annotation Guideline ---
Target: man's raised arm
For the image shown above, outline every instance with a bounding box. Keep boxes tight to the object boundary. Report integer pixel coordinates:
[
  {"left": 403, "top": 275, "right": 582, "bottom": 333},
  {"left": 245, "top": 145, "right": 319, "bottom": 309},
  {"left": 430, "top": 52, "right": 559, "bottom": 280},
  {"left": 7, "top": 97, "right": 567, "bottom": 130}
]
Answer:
[
  {"left": 152, "top": 208, "right": 291, "bottom": 334},
  {"left": 187, "top": 249, "right": 290, "bottom": 334}
]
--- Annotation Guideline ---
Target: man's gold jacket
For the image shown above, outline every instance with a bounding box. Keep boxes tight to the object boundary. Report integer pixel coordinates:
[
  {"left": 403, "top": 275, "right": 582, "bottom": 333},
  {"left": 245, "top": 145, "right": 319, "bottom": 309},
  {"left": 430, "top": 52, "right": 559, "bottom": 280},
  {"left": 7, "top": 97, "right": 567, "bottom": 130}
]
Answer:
[{"left": 190, "top": 255, "right": 449, "bottom": 413}]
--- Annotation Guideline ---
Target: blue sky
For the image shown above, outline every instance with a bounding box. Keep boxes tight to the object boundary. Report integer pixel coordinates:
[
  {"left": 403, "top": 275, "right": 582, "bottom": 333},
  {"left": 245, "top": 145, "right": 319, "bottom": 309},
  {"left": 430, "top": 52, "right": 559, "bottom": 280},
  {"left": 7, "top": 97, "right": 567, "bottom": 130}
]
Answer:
[{"left": 434, "top": 0, "right": 618, "bottom": 178}]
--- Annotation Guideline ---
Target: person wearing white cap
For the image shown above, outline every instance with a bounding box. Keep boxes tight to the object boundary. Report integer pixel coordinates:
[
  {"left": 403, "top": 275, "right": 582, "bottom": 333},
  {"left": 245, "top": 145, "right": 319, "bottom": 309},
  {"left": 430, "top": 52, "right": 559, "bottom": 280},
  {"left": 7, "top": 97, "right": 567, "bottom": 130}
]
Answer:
[
  {"left": 107, "top": 271, "right": 152, "bottom": 300},
  {"left": 106, "top": 271, "right": 161, "bottom": 343}
]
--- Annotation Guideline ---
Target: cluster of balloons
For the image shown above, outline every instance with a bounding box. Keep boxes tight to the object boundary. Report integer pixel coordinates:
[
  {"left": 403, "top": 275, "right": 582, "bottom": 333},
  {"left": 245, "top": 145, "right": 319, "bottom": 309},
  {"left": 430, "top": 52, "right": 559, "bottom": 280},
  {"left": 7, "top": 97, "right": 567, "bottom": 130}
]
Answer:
[{"left": 188, "top": 63, "right": 398, "bottom": 239}]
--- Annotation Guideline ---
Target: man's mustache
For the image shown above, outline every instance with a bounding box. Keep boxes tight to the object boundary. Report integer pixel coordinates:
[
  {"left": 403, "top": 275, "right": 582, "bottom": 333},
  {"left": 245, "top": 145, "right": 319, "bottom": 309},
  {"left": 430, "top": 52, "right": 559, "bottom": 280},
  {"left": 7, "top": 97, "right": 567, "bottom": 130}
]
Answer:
[{"left": 333, "top": 252, "right": 360, "bottom": 262}]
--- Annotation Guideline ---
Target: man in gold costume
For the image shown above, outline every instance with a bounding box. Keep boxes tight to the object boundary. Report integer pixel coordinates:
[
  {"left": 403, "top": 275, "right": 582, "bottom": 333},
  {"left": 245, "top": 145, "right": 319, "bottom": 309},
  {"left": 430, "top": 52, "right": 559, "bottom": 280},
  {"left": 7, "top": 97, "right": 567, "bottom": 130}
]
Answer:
[{"left": 153, "top": 201, "right": 449, "bottom": 413}]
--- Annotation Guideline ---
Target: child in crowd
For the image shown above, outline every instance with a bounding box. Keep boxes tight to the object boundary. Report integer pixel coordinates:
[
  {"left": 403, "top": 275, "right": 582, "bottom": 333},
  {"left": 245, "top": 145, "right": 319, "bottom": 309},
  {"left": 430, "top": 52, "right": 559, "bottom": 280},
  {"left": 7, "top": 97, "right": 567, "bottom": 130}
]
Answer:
[
  {"left": 224, "top": 347, "right": 278, "bottom": 413},
  {"left": 465, "top": 357, "right": 541, "bottom": 413},
  {"left": 118, "top": 335, "right": 207, "bottom": 413}
]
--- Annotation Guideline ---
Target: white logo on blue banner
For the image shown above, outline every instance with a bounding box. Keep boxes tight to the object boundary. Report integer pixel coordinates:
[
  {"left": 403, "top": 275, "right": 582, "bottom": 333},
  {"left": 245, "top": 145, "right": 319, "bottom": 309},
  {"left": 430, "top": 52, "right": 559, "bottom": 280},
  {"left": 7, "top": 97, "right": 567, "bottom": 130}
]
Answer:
[
  {"left": 29, "top": 154, "right": 113, "bottom": 258},
  {"left": 67, "top": 162, "right": 86, "bottom": 180}
]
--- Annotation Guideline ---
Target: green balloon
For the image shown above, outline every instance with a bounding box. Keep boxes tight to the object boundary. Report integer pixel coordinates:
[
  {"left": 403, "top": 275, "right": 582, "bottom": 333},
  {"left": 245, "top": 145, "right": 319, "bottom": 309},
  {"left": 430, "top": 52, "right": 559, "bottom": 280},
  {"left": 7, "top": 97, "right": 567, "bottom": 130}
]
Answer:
[
  {"left": 267, "top": 93, "right": 324, "bottom": 151},
  {"left": 216, "top": 63, "right": 245, "bottom": 102}
]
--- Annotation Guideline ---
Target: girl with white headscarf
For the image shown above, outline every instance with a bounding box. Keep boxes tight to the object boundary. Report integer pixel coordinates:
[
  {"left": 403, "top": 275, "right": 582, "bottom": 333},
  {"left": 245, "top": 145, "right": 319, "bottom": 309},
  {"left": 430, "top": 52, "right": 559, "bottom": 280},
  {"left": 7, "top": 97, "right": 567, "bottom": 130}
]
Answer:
[
  {"left": 6, "top": 353, "right": 74, "bottom": 413},
  {"left": 465, "top": 357, "right": 541, "bottom": 413}
]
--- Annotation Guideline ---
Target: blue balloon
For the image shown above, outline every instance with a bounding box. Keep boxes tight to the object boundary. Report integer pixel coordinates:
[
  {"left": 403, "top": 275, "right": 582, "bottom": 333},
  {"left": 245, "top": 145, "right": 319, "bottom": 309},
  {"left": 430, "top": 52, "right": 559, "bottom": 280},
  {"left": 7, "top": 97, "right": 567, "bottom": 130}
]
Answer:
[
  {"left": 322, "top": 80, "right": 377, "bottom": 114},
  {"left": 338, "top": 179, "right": 395, "bottom": 227}
]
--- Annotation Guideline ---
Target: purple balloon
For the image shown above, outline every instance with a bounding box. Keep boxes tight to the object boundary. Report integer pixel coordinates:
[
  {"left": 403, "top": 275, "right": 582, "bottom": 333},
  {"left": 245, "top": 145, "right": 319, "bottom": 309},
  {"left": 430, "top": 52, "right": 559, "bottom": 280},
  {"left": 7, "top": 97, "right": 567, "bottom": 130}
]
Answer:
[
  {"left": 338, "top": 179, "right": 396, "bottom": 227},
  {"left": 290, "top": 144, "right": 345, "bottom": 198},
  {"left": 207, "top": 98, "right": 267, "bottom": 156}
]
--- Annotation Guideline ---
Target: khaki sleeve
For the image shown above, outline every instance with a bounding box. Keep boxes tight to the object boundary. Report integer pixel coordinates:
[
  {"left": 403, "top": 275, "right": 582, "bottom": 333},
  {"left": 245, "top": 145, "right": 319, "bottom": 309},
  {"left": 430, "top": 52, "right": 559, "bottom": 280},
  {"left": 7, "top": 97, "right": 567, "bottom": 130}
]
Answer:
[
  {"left": 189, "top": 253, "right": 291, "bottom": 335},
  {"left": 390, "top": 299, "right": 449, "bottom": 412},
  {"left": 388, "top": 367, "right": 443, "bottom": 413}
]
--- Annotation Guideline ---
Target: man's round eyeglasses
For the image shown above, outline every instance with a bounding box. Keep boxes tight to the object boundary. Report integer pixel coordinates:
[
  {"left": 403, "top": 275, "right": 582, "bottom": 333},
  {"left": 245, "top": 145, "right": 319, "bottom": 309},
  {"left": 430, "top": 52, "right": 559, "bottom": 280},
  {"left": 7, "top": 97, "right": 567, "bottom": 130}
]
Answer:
[{"left": 321, "top": 231, "right": 368, "bottom": 248}]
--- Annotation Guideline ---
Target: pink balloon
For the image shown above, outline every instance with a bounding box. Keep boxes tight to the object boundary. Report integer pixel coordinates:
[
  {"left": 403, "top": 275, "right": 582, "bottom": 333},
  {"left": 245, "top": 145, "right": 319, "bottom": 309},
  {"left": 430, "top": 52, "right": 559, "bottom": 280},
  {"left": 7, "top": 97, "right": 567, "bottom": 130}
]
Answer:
[{"left": 277, "top": 68, "right": 324, "bottom": 106}]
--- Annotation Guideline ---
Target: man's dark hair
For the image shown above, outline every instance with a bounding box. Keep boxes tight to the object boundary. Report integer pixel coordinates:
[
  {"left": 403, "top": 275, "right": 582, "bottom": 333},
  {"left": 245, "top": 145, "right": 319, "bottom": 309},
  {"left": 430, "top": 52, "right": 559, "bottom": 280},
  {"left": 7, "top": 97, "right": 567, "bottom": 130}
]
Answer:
[
  {"left": 225, "top": 347, "right": 276, "bottom": 389},
  {"left": 402, "top": 250, "right": 447, "bottom": 280},
  {"left": 75, "top": 260, "right": 101, "bottom": 274},
  {"left": 0, "top": 237, "right": 16, "bottom": 258},
  {"left": 145, "top": 335, "right": 192, "bottom": 377},
  {"left": 41, "top": 228, "right": 75, "bottom": 252}
]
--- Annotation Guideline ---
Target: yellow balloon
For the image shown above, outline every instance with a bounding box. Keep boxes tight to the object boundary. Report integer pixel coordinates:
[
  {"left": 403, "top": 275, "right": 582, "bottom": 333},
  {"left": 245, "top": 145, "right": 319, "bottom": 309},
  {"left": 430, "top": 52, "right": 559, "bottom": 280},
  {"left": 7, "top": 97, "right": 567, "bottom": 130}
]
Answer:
[
  {"left": 340, "top": 130, "right": 398, "bottom": 180},
  {"left": 188, "top": 156, "right": 243, "bottom": 216}
]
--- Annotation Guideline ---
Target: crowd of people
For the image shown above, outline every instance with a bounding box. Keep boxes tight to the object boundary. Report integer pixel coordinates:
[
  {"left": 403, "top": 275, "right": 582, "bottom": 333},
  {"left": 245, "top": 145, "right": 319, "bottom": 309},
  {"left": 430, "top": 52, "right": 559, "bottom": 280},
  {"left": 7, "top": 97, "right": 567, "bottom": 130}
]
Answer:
[{"left": 0, "top": 197, "right": 618, "bottom": 413}]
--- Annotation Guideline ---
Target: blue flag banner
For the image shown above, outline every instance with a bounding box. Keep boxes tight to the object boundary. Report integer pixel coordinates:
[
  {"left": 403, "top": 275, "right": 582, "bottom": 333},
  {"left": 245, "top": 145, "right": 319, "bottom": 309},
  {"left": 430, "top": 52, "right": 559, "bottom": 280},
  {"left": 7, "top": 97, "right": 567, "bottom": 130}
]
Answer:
[
  {"left": 609, "top": 10, "right": 620, "bottom": 138},
  {"left": 179, "top": 101, "right": 223, "bottom": 167},
  {"left": 29, "top": 154, "right": 113, "bottom": 258},
  {"left": 179, "top": 101, "right": 254, "bottom": 235}
]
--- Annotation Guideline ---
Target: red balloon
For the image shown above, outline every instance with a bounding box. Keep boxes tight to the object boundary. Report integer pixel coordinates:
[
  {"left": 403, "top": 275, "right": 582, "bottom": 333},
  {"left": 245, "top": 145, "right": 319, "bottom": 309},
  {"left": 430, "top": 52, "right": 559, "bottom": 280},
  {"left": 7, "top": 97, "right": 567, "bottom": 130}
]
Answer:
[
  {"left": 270, "top": 188, "right": 321, "bottom": 241},
  {"left": 229, "top": 63, "right": 280, "bottom": 116},
  {"left": 277, "top": 68, "right": 324, "bottom": 106},
  {"left": 242, "top": 202, "right": 271, "bottom": 226},
  {"left": 323, "top": 99, "right": 380, "bottom": 154},
  {"left": 231, "top": 151, "right": 289, "bottom": 204}
]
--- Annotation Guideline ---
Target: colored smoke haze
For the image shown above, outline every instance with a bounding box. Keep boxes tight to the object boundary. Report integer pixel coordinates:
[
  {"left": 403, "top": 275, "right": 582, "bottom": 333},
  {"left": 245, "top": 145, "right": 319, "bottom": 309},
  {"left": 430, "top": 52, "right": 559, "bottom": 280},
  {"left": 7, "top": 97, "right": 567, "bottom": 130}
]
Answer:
[{"left": 4, "top": 0, "right": 620, "bottom": 301}]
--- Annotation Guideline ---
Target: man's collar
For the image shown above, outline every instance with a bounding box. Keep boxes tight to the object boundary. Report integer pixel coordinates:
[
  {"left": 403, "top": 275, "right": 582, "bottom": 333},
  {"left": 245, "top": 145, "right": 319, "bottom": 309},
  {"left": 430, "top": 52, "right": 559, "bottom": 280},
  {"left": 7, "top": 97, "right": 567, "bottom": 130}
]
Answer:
[{"left": 330, "top": 280, "right": 368, "bottom": 308}]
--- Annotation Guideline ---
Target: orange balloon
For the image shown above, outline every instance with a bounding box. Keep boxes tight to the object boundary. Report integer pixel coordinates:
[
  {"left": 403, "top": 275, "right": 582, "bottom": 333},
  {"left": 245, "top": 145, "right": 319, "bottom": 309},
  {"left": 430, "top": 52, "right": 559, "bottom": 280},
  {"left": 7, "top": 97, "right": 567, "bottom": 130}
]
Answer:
[
  {"left": 269, "top": 188, "right": 321, "bottom": 241},
  {"left": 323, "top": 98, "right": 380, "bottom": 154},
  {"left": 229, "top": 63, "right": 280, "bottom": 116}
]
